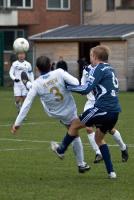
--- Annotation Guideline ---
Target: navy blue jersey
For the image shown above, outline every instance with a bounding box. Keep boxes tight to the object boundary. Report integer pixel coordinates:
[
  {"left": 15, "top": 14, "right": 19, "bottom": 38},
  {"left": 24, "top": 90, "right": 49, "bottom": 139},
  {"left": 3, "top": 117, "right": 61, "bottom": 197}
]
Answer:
[{"left": 67, "top": 63, "right": 121, "bottom": 112}]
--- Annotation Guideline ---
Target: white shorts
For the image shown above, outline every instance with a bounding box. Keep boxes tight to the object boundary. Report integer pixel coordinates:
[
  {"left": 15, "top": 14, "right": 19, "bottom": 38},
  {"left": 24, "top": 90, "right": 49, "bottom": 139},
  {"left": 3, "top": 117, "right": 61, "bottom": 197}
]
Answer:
[
  {"left": 14, "top": 84, "right": 28, "bottom": 97},
  {"left": 41, "top": 99, "right": 78, "bottom": 126},
  {"left": 60, "top": 110, "right": 78, "bottom": 126},
  {"left": 84, "top": 100, "right": 95, "bottom": 111}
]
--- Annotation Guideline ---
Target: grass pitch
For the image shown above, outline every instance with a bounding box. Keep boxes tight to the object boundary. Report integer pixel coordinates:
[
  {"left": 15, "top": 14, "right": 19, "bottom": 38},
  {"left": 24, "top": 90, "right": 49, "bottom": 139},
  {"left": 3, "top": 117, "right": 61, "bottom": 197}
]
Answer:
[{"left": 0, "top": 88, "right": 134, "bottom": 200}]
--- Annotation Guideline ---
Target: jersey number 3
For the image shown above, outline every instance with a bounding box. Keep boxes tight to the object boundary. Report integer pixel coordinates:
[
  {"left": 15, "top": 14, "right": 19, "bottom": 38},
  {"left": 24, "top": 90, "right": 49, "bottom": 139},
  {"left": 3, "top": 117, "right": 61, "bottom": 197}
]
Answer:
[{"left": 50, "top": 87, "right": 64, "bottom": 101}]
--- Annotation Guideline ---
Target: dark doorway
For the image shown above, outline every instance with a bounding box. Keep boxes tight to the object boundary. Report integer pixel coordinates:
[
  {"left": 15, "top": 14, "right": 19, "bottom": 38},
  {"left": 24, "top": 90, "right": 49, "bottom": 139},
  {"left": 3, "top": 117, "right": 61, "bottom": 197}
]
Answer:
[{"left": 78, "top": 41, "right": 100, "bottom": 79}]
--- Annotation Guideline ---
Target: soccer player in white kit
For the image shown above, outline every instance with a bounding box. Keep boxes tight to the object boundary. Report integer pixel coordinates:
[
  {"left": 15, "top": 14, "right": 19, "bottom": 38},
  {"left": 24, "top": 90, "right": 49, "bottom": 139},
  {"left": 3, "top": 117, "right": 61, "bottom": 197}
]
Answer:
[
  {"left": 9, "top": 52, "right": 34, "bottom": 113},
  {"left": 11, "top": 56, "right": 90, "bottom": 173},
  {"left": 81, "top": 64, "right": 128, "bottom": 163}
]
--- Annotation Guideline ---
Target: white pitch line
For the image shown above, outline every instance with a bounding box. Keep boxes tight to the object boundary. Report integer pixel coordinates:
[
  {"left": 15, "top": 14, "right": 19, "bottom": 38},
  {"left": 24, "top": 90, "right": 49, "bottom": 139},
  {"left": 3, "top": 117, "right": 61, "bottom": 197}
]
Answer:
[
  {"left": 0, "top": 121, "right": 56, "bottom": 127},
  {"left": 0, "top": 147, "right": 37, "bottom": 152},
  {"left": 0, "top": 138, "right": 134, "bottom": 147},
  {"left": 0, "top": 138, "right": 50, "bottom": 143}
]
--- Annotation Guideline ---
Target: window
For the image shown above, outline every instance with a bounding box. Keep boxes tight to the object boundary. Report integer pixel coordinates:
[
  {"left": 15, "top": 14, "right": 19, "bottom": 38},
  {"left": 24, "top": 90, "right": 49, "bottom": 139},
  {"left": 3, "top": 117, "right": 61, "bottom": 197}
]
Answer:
[
  {"left": 0, "top": 0, "right": 3, "bottom": 7},
  {"left": 4, "top": 30, "right": 24, "bottom": 51},
  {"left": 107, "top": 0, "right": 115, "bottom": 11},
  {"left": 4, "top": 31, "right": 14, "bottom": 51},
  {"left": 7, "top": 0, "right": 33, "bottom": 9},
  {"left": 63, "top": 0, "right": 69, "bottom": 8},
  {"left": 121, "top": 0, "right": 134, "bottom": 9},
  {"left": 84, "top": 0, "right": 92, "bottom": 11},
  {"left": 47, "top": 0, "right": 70, "bottom": 10},
  {"left": 10, "top": 0, "right": 23, "bottom": 7},
  {"left": 0, "top": 0, "right": 7, "bottom": 8},
  {"left": 26, "top": 0, "right": 31, "bottom": 7}
]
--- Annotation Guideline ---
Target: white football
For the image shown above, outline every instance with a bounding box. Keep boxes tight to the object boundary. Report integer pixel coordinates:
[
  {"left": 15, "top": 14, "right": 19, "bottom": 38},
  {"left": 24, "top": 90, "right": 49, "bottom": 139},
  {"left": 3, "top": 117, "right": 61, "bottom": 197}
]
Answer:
[{"left": 13, "top": 38, "right": 29, "bottom": 53}]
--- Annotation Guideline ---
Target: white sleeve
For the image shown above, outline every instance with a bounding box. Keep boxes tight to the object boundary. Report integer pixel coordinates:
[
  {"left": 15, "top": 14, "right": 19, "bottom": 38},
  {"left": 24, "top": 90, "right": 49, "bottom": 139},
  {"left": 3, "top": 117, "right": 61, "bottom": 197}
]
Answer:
[
  {"left": 28, "top": 63, "right": 34, "bottom": 82},
  {"left": 9, "top": 64, "right": 16, "bottom": 81},
  {"left": 62, "top": 70, "right": 79, "bottom": 86},
  {"left": 81, "top": 69, "right": 87, "bottom": 85},
  {"left": 14, "top": 84, "right": 37, "bottom": 126}
]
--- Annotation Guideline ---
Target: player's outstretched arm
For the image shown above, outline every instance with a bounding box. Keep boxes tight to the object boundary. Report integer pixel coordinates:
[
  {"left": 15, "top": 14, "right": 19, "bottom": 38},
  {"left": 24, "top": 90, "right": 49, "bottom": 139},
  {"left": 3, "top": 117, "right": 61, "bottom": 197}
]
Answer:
[
  {"left": 67, "top": 82, "right": 91, "bottom": 95},
  {"left": 62, "top": 70, "right": 79, "bottom": 86},
  {"left": 67, "top": 66, "right": 103, "bottom": 95},
  {"left": 11, "top": 84, "right": 37, "bottom": 134},
  {"left": 11, "top": 125, "right": 20, "bottom": 134}
]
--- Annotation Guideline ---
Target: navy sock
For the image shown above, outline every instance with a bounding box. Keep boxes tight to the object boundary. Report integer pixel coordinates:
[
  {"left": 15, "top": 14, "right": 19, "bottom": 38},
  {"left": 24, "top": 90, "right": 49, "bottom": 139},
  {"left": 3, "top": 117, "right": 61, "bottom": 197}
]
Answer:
[
  {"left": 57, "top": 133, "right": 76, "bottom": 154},
  {"left": 99, "top": 144, "right": 114, "bottom": 174}
]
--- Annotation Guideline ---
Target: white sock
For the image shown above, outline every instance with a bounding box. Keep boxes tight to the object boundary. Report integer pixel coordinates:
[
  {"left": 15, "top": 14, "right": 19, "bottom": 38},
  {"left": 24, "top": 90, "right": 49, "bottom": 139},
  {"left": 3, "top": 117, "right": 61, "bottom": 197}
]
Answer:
[
  {"left": 72, "top": 137, "right": 85, "bottom": 167},
  {"left": 87, "top": 132, "right": 101, "bottom": 155},
  {"left": 112, "top": 130, "right": 126, "bottom": 151}
]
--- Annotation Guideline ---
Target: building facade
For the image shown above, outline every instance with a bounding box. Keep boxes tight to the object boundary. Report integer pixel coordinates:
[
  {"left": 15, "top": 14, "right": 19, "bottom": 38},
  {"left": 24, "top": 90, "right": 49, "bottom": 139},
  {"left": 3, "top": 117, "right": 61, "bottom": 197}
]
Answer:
[
  {"left": 84, "top": 0, "right": 134, "bottom": 24},
  {"left": 30, "top": 0, "right": 134, "bottom": 91},
  {"left": 0, "top": 0, "right": 81, "bottom": 85},
  {"left": 1, "top": 0, "right": 134, "bottom": 90},
  {"left": 30, "top": 24, "right": 134, "bottom": 91}
]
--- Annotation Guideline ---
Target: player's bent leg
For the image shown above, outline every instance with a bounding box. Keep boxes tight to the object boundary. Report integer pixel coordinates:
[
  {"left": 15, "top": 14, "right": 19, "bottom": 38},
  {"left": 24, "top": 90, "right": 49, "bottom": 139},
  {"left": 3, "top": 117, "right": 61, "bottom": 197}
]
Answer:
[
  {"left": 54, "top": 107, "right": 100, "bottom": 156},
  {"left": 60, "top": 117, "right": 90, "bottom": 171},
  {"left": 86, "top": 127, "right": 103, "bottom": 163},
  {"left": 51, "top": 141, "right": 65, "bottom": 159},
  {"left": 110, "top": 128, "right": 126, "bottom": 151},
  {"left": 14, "top": 85, "right": 23, "bottom": 113},
  {"left": 110, "top": 128, "right": 128, "bottom": 162},
  {"left": 95, "top": 128, "right": 116, "bottom": 179},
  {"left": 52, "top": 114, "right": 90, "bottom": 172},
  {"left": 15, "top": 96, "right": 22, "bottom": 114},
  {"left": 51, "top": 119, "right": 85, "bottom": 157},
  {"left": 21, "top": 96, "right": 26, "bottom": 102},
  {"left": 94, "top": 128, "right": 106, "bottom": 146},
  {"left": 69, "top": 118, "right": 85, "bottom": 136},
  {"left": 21, "top": 96, "right": 27, "bottom": 120},
  {"left": 93, "top": 111, "right": 119, "bottom": 178},
  {"left": 79, "top": 107, "right": 117, "bottom": 178},
  {"left": 72, "top": 136, "right": 91, "bottom": 173}
]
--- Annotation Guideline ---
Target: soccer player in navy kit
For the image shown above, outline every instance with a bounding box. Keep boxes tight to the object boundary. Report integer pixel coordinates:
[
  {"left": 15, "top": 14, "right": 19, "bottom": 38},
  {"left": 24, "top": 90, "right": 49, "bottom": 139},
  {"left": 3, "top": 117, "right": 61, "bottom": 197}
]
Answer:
[
  {"left": 81, "top": 64, "right": 128, "bottom": 163},
  {"left": 51, "top": 45, "right": 122, "bottom": 178}
]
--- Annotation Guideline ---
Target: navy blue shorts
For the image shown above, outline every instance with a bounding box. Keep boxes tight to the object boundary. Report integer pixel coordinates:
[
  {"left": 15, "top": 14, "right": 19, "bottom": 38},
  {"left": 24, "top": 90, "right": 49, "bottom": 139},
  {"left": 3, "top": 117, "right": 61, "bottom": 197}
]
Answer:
[{"left": 79, "top": 107, "right": 119, "bottom": 133}]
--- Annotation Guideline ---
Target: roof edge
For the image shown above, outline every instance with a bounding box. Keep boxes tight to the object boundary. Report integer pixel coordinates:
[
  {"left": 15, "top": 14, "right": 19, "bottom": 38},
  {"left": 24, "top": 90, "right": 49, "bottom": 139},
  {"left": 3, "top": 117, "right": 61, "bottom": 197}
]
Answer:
[
  {"left": 30, "top": 36, "right": 123, "bottom": 42},
  {"left": 122, "top": 31, "right": 134, "bottom": 39},
  {"left": 29, "top": 24, "right": 69, "bottom": 40}
]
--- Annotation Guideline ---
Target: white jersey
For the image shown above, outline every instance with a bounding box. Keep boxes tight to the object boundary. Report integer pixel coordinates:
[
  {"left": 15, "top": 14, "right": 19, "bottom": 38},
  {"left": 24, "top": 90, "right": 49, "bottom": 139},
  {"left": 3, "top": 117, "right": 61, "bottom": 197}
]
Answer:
[
  {"left": 14, "top": 69, "right": 79, "bottom": 126},
  {"left": 81, "top": 65, "right": 95, "bottom": 106},
  {"left": 9, "top": 60, "right": 34, "bottom": 86}
]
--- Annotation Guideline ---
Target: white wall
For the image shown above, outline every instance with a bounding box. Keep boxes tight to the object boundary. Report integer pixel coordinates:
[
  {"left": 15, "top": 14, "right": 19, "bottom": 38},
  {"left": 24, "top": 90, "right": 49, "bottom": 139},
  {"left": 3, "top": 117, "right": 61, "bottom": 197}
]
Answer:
[
  {"left": 0, "top": 11, "right": 18, "bottom": 26},
  {"left": 34, "top": 42, "right": 79, "bottom": 78}
]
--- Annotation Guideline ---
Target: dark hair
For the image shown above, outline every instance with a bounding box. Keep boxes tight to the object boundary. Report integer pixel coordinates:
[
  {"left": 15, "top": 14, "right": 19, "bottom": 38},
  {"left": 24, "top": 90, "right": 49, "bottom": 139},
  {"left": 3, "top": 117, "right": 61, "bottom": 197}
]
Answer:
[
  {"left": 36, "top": 56, "right": 51, "bottom": 73},
  {"left": 91, "top": 45, "right": 110, "bottom": 62}
]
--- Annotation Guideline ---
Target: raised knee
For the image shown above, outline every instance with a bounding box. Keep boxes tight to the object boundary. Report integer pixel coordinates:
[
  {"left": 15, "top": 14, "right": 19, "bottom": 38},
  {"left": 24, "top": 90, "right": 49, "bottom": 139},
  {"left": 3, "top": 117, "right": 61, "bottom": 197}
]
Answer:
[{"left": 86, "top": 127, "right": 94, "bottom": 134}]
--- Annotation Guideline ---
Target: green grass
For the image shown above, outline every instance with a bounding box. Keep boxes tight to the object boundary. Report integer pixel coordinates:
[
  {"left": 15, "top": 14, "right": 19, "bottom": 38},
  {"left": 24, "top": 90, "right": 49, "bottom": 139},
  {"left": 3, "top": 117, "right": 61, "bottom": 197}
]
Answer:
[{"left": 0, "top": 89, "right": 134, "bottom": 200}]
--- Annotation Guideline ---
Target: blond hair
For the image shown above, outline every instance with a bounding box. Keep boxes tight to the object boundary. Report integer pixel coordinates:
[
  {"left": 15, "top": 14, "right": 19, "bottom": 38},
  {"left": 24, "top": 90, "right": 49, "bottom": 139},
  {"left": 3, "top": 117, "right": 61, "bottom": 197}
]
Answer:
[{"left": 91, "top": 45, "right": 110, "bottom": 62}]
